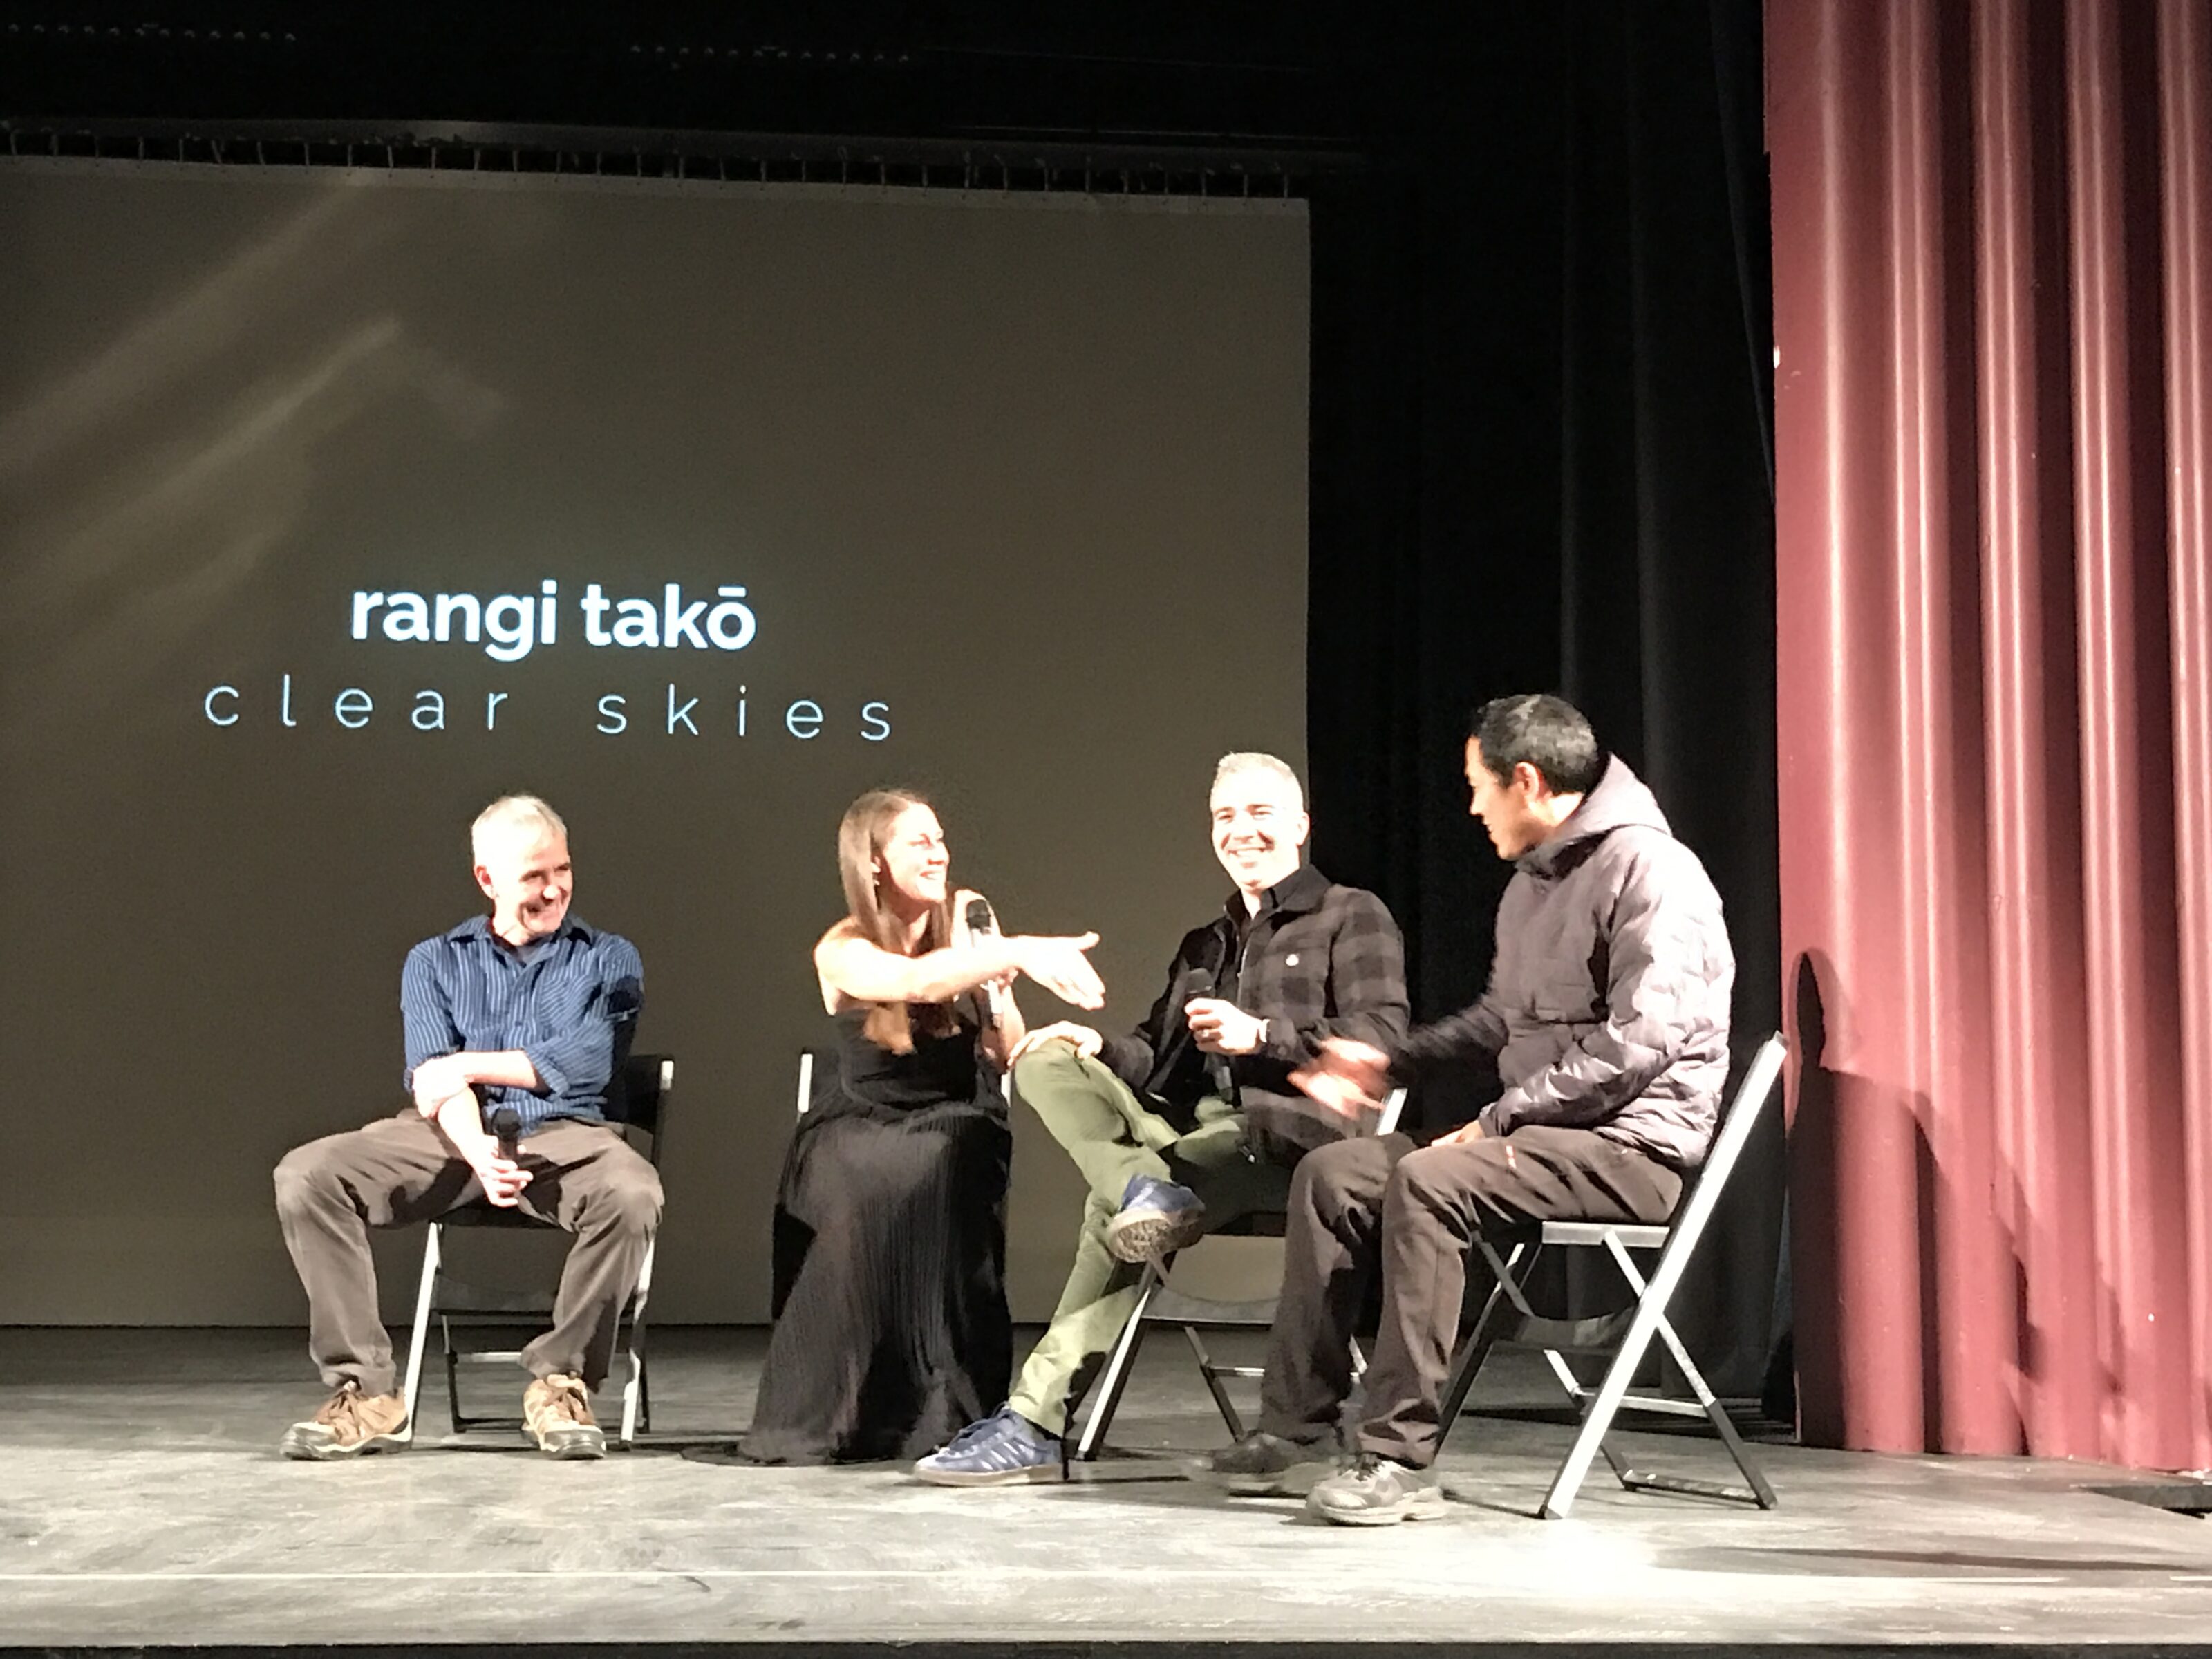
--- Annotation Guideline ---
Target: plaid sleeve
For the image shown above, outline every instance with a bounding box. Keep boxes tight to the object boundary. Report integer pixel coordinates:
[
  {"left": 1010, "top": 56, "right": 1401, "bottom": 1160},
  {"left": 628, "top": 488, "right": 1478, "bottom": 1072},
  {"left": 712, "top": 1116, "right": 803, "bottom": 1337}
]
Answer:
[
  {"left": 1098, "top": 959, "right": 1177, "bottom": 1090},
  {"left": 1258, "top": 889, "right": 1409, "bottom": 1063}
]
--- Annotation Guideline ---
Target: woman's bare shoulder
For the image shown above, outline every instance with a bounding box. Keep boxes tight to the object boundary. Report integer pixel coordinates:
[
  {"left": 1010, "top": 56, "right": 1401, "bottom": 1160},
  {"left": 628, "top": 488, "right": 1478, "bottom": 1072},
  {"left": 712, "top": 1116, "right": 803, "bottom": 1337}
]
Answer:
[{"left": 816, "top": 916, "right": 865, "bottom": 952}]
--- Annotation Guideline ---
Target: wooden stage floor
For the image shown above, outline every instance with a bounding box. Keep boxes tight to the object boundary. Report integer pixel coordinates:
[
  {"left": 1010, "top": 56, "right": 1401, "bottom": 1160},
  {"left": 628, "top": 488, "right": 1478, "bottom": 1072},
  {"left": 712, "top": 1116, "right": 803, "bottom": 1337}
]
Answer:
[{"left": 1, "top": 1327, "right": 2207, "bottom": 1654}]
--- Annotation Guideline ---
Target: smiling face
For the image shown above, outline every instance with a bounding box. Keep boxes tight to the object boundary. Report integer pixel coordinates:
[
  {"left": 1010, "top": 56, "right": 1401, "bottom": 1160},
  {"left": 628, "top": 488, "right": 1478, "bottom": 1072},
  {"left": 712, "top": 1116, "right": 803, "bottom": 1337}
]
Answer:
[
  {"left": 876, "top": 803, "right": 950, "bottom": 912},
  {"left": 1210, "top": 766, "right": 1310, "bottom": 897},
  {"left": 1465, "top": 737, "right": 1552, "bottom": 860},
  {"left": 476, "top": 822, "right": 573, "bottom": 944}
]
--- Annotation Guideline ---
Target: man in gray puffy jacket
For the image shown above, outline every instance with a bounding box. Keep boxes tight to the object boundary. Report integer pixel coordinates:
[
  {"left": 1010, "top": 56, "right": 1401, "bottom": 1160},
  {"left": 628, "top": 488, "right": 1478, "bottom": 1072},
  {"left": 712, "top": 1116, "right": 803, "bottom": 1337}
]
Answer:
[{"left": 1202, "top": 693, "right": 1734, "bottom": 1525}]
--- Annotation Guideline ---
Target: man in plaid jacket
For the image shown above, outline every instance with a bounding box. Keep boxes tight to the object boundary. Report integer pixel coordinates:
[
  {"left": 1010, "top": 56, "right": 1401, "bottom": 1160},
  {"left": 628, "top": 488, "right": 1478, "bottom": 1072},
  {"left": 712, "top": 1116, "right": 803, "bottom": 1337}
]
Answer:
[{"left": 914, "top": 751, "right": 1409, "bottom": 1485}]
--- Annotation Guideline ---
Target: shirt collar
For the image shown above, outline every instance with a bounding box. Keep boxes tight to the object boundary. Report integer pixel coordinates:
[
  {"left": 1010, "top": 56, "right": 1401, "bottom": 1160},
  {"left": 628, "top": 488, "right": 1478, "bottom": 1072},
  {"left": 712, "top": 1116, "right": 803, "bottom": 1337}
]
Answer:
[
  {"left": 446, "top": 913, "right": 593, "bottom": 948},
  {"left": 1222, "top": 863, "right": 1330, "bottom": 924}
]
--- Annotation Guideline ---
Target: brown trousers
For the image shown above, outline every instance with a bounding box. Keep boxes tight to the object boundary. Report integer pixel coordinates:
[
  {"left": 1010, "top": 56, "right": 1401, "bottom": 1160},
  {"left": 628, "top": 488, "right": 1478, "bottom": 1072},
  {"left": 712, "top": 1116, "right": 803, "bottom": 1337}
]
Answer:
[
  {"left": 273, "top": 1111, "right": 662, "bottom": 1396},
  {"left": 1258, "top": 1125, "right": 1682, "bottom": 1468}
]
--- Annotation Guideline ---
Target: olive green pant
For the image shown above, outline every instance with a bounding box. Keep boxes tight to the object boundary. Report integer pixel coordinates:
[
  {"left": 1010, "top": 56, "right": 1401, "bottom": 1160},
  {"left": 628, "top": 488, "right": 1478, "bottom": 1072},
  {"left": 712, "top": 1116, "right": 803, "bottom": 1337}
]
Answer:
[{"left": 1006, "top": 1044, "right": 1292, "bottom": 1434}]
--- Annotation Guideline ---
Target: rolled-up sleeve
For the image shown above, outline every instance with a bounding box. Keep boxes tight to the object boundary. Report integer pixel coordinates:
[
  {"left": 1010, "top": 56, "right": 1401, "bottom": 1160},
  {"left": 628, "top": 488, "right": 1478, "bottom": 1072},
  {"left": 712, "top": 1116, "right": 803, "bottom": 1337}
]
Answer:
[
  {"left": 521, "top": 937, "right": 644, "bottom": 1105},
  {"left": 400, "top": 941, "right": 462, "bottom": 1093}
]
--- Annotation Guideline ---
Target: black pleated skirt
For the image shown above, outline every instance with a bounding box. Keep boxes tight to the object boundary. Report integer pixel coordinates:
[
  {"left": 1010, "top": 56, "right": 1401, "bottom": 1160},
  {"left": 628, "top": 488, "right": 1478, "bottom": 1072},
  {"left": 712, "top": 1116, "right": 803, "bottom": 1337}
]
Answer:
[{"left": 741, "top": 1084, "right": 1013, "bottom": 1465}]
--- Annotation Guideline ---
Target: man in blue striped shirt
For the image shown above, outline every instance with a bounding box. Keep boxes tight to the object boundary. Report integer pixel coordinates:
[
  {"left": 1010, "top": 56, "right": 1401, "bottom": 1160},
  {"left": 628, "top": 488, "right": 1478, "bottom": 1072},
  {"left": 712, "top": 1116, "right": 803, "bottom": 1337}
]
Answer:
[{"left": 272, "top": 795, "right": 657, "bottom": 1461}]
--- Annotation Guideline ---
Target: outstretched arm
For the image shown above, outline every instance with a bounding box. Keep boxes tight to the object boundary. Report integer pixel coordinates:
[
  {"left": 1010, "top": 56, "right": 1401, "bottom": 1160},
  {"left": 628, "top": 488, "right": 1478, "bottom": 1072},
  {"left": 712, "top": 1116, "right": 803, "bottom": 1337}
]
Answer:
[{"left": 816, "top": 924, "right": 1103, "bottom": 1012}]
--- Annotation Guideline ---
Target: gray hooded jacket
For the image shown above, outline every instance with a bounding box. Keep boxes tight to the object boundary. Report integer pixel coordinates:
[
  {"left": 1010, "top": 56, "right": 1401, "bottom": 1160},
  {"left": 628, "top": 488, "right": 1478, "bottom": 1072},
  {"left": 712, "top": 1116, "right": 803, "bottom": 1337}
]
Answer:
[{"left": 1392, "top": 756, "right": 1733, "bottom": 1168}]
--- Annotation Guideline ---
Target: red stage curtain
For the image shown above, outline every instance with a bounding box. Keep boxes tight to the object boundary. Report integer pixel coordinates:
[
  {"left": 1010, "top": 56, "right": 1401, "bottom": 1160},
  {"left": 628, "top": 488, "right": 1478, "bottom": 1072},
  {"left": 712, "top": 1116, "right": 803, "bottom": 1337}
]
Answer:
[{"left": 1768, "top": 0, "right": 2212, "bottom": 1467}]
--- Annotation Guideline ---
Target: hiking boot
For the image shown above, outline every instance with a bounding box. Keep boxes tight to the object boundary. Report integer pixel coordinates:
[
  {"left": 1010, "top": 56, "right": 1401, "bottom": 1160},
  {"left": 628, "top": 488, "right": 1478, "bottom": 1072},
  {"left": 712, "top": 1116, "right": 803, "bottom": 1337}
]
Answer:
[
  {"left": 912, "top": 1406, "right": 1065, "bottom": 1486},
  {"left": 279, "top": 1382, "right": 408, "bottom": 1461},
  {"left": 523, "top": 1373, "right": 607, "bottom": 1459},
  {"left": 1103, "top": 1174, "right": 1207, "bottom": 1263},
  {"left": 1199, "top": 1430, "right": 1339, "bottom": 1496},
  {"left": 1306, "top": 1451, "right": 1448, "bottom": 1526}
]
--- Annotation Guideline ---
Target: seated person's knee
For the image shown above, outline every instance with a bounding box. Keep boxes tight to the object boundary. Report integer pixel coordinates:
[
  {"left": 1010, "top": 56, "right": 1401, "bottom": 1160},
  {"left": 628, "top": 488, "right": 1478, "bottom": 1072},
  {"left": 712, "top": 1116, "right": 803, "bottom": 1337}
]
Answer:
[
  {"left": 1388, "top": 1143, "right": 1466, "bottom": 1208},
  {"left": 1012, "top": 1041, "right": 1090, "bottom": 1094},
  {"left": 1291, "top": 1136, "right": 1371, "bottom": 1218},
  {"left": 604, "top": 1166, "right": 664, "bottom": 1233},
  {"left": 271, "top": 1141, "right": 335, "bottom": 1215}
]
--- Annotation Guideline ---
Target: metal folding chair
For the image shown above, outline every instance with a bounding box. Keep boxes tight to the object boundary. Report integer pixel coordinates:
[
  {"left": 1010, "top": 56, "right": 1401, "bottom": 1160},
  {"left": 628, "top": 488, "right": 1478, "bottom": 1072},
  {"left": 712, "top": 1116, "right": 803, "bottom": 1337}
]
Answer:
[
  {"left": 1433, "top": 1031, "right": 1787, "bottom": 1517},
  {"left": 397, "top": 1051, "right": 673, "bottom": 1449},
  {"left": 1073, "top": 1087, "right": 1407, "bottom": 1460}
]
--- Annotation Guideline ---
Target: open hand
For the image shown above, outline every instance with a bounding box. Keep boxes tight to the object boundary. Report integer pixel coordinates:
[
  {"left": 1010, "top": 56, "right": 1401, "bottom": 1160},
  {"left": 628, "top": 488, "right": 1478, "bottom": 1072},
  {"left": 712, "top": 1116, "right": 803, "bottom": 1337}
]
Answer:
[
  {"left": 1312, "top": 1037, "right": 1391, "bottom": 1095},
  {"left": 1291, "top": 1065, "right": 1382, "bottom": 1120},
  {"left": 1018, "top": 933, "right": 1106, "bottom": 1009}
]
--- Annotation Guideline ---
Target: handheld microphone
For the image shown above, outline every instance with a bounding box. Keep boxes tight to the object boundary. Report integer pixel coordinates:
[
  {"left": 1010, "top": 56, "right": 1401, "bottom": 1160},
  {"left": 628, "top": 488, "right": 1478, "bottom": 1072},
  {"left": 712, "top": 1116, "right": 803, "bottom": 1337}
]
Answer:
[
  {"left": 964, "top": 897, "right": 1007, "bottom": 1028},
  {"left": 1183, "top": 936, "right": 1228, "bottom": 1010},
  {"left": 490, "top": 1107, "right": 522, "bottom": 1165}
]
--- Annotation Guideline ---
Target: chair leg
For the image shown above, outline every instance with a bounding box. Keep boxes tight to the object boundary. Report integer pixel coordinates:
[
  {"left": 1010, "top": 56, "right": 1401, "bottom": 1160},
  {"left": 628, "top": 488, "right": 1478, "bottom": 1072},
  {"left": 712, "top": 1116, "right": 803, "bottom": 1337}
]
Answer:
[
  {"left": 620, "top": 1235, "right": 657, "bottom": 1448},
  {"left": 1074, "top": 1264, "right": 1160, "bottom": 1462},
  {"left": 442, "top": 1314, "right": 468, "bottom": 1434},
  {"left": 1535, "top": 1246, "right": 1680, "bottom": 1520},
  {"left": 1533, "top": 1348, "right": 1636, "bottom": 1488},
  {"left": 399, "top": 1224, "right": 442, "bottom": 1445},
  {"left": 1432, "top": 1239, "right": 1531, "bottom": 1457},
  {"left": 1181, "top": 1324, "right": 1246, "bottom": 1442},
  {"left": 1605, "top": 1237, "right": 1777, "bottom": 1509}
]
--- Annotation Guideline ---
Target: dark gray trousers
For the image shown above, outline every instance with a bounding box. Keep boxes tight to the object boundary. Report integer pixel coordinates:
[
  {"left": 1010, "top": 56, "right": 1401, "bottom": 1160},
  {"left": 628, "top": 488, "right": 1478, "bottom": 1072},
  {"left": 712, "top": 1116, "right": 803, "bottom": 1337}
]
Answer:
[
  {"left": 1258, "top": 1125, "right": 1682, "bottom": 1467},
  {"left": 273, "top": 1110, "right": 662, "bottom": 1396}
]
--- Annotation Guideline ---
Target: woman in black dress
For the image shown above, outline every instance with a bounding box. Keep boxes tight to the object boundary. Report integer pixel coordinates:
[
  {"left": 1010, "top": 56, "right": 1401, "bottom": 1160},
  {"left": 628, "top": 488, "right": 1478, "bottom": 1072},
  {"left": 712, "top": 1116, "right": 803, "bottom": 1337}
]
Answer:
[{"left": 740, "top": 788, "right": 1105, "bottom": 1463}]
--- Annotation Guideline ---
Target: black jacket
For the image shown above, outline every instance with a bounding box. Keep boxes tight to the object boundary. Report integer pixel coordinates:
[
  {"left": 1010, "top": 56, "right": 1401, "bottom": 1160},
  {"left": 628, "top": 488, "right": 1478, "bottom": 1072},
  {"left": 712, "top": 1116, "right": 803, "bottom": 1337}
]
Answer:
[{"left": 1098, "top": 865, "right": 1409, "bottom": 1156}]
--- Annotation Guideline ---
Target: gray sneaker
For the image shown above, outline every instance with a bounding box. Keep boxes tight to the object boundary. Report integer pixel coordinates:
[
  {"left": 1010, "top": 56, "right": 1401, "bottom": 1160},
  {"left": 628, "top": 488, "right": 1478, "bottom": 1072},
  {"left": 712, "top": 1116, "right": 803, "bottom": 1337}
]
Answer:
[
  {"left": 1306, "top": 1451, "right": 1448, "bottom": 1526},
  {"left": 1200, "top": 1430, "right": 1338, "bottom": 1496}
]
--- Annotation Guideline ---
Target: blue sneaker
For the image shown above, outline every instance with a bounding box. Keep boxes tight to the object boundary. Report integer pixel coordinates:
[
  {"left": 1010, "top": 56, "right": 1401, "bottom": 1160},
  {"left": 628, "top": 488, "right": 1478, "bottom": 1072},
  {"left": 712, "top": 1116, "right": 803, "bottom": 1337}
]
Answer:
[
  {"left": 1104, "top": 1174, "right": 1207, "bottom": 1264},
  {"left": 912, "top": 1407, "right": 1065, "bottom": 1487}
]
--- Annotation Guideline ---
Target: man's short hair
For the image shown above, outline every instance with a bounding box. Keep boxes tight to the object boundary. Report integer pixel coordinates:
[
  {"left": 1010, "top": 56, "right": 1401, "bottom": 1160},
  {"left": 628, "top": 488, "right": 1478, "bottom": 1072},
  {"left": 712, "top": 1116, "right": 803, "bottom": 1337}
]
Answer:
[
  {"left": 1469, "top": 695, "right": 1604, "bottom": 796},
  {"left": 1211, "top": 751, "right": 1305, "bottom": 812},
  {"left": 471, "top": 794, "right": 568, "bottom": 863}
]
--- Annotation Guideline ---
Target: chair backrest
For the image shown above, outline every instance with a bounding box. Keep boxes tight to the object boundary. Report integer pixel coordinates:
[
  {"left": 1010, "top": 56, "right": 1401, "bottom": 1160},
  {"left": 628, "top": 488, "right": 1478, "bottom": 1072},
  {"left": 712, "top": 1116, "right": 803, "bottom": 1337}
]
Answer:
[
  {"left": 1680, "top": 1032, "right": 1785, "bottom": 1212},
  {"left": 608, "top": 1052, "right": 675, "bottom": 1166},
  {"left": 1636, "top": 1031, "right": 1785, "bottom": 1273}
]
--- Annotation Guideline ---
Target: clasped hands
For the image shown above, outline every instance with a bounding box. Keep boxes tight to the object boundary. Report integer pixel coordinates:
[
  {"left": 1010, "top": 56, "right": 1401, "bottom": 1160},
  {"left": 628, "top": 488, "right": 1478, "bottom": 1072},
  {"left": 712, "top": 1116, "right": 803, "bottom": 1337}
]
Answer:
[{"left": 411, "top": 1054, "right": 532, "bottom": 1207}]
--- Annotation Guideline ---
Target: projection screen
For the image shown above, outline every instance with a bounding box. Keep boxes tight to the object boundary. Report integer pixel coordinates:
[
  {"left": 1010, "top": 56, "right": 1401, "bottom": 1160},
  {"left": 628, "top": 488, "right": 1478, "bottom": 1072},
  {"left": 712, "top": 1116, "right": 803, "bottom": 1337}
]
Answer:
[{"left": 0, "top": 160, "right": 1309, "bottom": 1324}]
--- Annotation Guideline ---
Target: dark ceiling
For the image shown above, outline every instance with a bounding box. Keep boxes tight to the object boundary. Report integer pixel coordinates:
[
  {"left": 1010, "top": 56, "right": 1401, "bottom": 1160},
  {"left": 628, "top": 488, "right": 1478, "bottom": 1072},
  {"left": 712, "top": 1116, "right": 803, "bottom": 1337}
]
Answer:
[{"left": 0, "top": 3, "right": 1494, "bottom": 170}]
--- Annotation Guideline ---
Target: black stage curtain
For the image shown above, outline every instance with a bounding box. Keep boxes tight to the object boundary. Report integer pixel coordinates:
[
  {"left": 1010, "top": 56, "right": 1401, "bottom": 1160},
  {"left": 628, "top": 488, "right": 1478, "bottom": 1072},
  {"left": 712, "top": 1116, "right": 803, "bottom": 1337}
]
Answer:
[{"left": 1305, "top": 0, "right": 1782, "bottom": 1397}]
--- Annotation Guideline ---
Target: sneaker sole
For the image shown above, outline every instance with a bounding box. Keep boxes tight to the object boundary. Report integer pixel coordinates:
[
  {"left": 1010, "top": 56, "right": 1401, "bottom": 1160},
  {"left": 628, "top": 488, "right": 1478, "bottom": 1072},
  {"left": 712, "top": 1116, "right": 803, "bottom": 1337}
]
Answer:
[
  {"left": 1309, "top": 1489, "right": 1450, "bottom": 1526},
  {"left": 911, "top": 1462, "right": 1066, "bottom": 1488},
  {"left": 1105, "top": 1209, "right": 1207, "bottom": 1264},
  {"left": 279, "top": 1430, "right": 407, "bottom": 1461},
  {"left": 1220, "top": 1462, "right": 1335, "bottom": 1497},
  {"left": 534, "top": 1431, "right": 607, "bottom": 1460}
]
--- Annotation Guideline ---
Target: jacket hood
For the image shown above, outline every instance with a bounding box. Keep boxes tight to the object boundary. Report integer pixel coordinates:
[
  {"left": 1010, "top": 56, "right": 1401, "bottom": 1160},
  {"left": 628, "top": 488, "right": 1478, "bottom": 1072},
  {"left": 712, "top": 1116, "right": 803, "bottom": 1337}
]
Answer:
[{"left": 1519, "top": 754, "right": 1670, "bottom": 877}]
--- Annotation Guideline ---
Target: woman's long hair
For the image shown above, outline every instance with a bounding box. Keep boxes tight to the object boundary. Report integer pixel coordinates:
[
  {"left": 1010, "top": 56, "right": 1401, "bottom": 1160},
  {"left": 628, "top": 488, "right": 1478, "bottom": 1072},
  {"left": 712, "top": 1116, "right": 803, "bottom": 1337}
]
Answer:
[{"left": 836, "top": 788, "right": 957, "bottom": 1052}]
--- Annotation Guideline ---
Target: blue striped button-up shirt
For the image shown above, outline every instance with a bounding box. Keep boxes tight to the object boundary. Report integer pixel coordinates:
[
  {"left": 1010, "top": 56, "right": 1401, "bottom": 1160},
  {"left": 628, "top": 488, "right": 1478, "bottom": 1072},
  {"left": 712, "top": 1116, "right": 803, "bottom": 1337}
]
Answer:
[{"left": 400, "top": 915, "right": 644, "bottom": 1135}]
